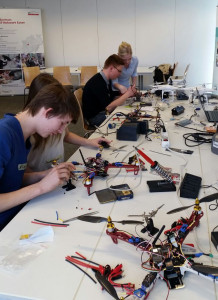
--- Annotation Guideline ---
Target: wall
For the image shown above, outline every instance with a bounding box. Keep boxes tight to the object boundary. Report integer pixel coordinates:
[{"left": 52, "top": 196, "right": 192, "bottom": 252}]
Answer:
[{"left": 0, "top": 0, "right": 217, "bottom": 86}]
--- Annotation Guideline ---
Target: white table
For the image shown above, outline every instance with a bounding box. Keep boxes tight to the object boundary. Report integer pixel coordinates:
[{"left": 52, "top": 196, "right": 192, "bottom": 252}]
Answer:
[{"left": 0, "top": 99, "right": 217, "bottom": 300}]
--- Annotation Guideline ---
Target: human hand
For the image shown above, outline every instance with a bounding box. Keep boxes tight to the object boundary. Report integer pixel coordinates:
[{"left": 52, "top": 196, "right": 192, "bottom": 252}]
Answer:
[
  {"left": 127, "top": 85, "right": 137, "bottom": 97},
  {"left": 87, "top": 137, "right": 112, "bottom": 148},
  {"left": 38, "top": 162, "right": 76, "bottom": 193}
]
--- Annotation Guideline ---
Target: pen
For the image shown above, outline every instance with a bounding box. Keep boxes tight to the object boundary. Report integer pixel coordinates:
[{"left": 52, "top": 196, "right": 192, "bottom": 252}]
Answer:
[{"left": 167, "top": 148, "right": 193, "bottom": 154}]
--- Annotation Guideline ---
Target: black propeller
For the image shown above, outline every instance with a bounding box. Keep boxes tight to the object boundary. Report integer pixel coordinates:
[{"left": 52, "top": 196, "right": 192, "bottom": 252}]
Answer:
[
  {"left": 167, "top": 193, "right": 218, "bottom": 214},
  {"left": 192, "top": 264, "right": 218, "bottom": 277},
  {"left": 77, "top": 215, "right": 144, "bottom": 225},
  {"left": 95, "top": 271, "right": 119, "bottom": 300}
]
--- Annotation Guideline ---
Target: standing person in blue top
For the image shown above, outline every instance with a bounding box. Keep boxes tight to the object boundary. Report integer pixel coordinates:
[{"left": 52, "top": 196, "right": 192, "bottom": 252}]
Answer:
[
  {"left": 0, "top": 83, "right": 78, "bottom": 231},
  {"left": 112, "top": 41, "right": 138, "bottom": 95}
]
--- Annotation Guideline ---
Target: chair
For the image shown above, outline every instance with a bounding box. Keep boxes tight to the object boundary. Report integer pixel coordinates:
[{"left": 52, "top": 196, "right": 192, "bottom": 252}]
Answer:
[
  {"left": 80, "top": 66, "right": 98, "bottom": 87},
  {"left": 74, "top": 88, "right": 94, "bottom": 136},
  {"left": 53, "top": 66, "right": 74, "bottom": 90},
  {"left": 169, "top": 64, "right": 190, "bottom": 86},
  {"left": 23, "top": 66, "right": 40, "bottom": 104},
  {"left": 172, "top": 62, "right": 178, "bottom": 76}
]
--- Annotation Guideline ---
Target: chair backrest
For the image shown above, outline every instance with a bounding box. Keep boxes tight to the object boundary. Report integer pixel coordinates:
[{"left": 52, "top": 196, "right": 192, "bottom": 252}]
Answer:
[
  {"left": 172, "top": 62, "right": 178, "bottom": 76},
  {"left": 74, "top": 88, "right": 86, "bottom": 129},
  {"left": 183, "top": 64, "right": 190, "bottom": 79},
  {"left": 74, "top": 88, "right": 83, "bottom": 108},
  {"left": 80, "top": 66, "right": 98, "bottom": 86},
  {"left": 23, "top": 66, "right": 40, "bottom": 88},
  {"left": 53, "top": 66, "right": 72, "bottom": 86}
]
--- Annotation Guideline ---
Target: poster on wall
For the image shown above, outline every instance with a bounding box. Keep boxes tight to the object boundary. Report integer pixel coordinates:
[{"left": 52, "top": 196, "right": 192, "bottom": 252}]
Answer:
[{"left": 0, "top": 9, "right": 44, "bottom": 95}]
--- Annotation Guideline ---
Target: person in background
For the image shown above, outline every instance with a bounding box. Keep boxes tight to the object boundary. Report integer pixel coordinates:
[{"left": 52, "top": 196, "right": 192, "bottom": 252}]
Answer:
[
  {"left": 112, "top": 41, "right": 138, "bottom": 95},
  {"left": 0, "top": 83, "right": 77, "bottom": 231},
  {"left": 25, "top": 73, "right": 111, "bottom": 172},
  {"left": 82, "top": 54, "right": 137, "bottom": 127}
]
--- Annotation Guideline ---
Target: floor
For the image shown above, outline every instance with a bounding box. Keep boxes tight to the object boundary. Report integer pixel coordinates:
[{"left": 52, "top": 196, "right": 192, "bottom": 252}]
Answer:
[{"left": 0, "top": 95, "right": 86, "bottom": 160}]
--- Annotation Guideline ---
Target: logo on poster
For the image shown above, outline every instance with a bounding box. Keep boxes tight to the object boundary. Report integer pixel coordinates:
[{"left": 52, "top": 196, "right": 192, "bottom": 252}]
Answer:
[{"left": 28, "top": 11, "right": 39, "bottom": 16}]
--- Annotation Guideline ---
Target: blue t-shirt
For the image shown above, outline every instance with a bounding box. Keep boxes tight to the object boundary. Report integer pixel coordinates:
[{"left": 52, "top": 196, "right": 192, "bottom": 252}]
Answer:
[
  {"left": 0, "top": 114, "right": 31, "bottom": 230},
  {"left": 112, "top": 56, "right": 139, "bottom": 90}
]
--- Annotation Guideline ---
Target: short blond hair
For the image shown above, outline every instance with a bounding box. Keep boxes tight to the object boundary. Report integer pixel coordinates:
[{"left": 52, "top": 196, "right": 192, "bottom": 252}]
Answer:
[{"left": 118, "top": 42, "right": 132, "bottom": 57}]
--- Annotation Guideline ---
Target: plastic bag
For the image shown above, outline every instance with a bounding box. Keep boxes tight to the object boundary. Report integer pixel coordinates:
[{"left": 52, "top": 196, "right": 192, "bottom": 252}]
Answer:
[{"left": 0, "top": 226, "right": 54, "bottom": 272}]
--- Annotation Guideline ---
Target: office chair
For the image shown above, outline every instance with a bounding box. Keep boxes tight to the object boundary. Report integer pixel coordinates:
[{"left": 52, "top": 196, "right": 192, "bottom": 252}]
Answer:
[
  {"left": 80, "top": 66, "right": 98, "bottom": 87},
  {"left": 23, "top": 66, "right": 40, "bottom": 104},
  {"left": 74, "top": 88, "right": 94, "bottom": 136},
  {"left": 53, "top": 66, "right": 74, "bottom": 90}
]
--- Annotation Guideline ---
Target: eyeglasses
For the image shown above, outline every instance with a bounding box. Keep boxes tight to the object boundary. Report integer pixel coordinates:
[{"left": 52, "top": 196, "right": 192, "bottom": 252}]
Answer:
[{"left": 113, "top": 65, "right": 122, "bottom": 73}]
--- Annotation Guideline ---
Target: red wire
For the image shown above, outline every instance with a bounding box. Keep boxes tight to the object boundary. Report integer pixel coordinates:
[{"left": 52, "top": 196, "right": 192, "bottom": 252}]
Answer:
[
  {"left": 75, "top": 252, "right": 87, "bottom": 260},
  {"left": 158, "top": 273, "right": 170, "bottom": 300},
  {"left": 31, "top": 221, "right": 68, "bottom": 227},
  {"left": 65, "top": 256, "right": 103, "bottom": 273}
]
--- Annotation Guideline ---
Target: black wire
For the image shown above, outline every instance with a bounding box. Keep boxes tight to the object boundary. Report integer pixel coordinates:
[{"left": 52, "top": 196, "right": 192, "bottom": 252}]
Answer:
[
  {"left": 212, "top": 225, "right": 218, "bottom": 232},
  {"left": 70, "top": 255, "right": 100, "bottom": 266},
  {"left": 65, "top": 259, "right": 97, "bottom": 284},
  {"left": 201, "top": 185, "right": 218, "bottom": 211},
  {"left": 154, "top": 117, "right": 165, "bottom": 133},
  {"left": 183, "top": 132, "right": 213, "bottom": 147},
  {"left": 33, "top": 219, "right": 69, "bottom": 226},
  {"left": 189, "top": 109, "right": 198, "bottom": 121},
  {"left": 209, "top": 199, "right": 218, "bottom": 211},
  {"left": 201, "top": 184, "right": 218, "bottom": 192}
]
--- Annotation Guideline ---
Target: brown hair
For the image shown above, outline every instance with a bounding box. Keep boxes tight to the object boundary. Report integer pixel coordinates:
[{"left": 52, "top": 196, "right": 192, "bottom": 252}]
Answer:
[
  {"left": 23, "top": 74, "right": 80, "bottom": 150},
  {"left": 23, "top": 73, "right": 59, "bottom": 110},
  {"left": 24, "top": 83, "right": 79, "bottom": 120},
  {"left": 103, "top": 54, "right": 124, "bottom": 69}
]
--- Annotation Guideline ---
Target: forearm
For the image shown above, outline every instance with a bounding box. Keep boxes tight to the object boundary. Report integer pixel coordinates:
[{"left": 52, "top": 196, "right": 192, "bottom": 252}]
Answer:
[
  {"left": 23, "top": 169, "right": 50, "bottom": 186},
  {"left": 64, "top": 131, "right": 89, "bottom": 147},
  {"left": 106, "top": 90, "right": 132, "bottom": 112},
  {"left": 132, "top": 76, "right": 137, "bottom": 85},
  {"left": 0, "top": 182, "right": 43, "bottom": 213},
  {"left": 113, "top": 83, "right": 123, "bottom": 91},
  {"left": 0, "top": 162, "right": 75, "bottom": 214}
]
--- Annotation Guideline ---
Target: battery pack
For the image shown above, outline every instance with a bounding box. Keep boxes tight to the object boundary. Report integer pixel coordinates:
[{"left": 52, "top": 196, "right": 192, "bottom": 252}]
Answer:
[{"left": 147, "top": 180, "right": 176, "bottom": 192}]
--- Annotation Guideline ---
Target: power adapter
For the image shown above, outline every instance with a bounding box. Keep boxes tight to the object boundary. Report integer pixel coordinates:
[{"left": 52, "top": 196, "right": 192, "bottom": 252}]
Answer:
[{"left": 211, "top": 231, "right": 218, "bottom": 250}]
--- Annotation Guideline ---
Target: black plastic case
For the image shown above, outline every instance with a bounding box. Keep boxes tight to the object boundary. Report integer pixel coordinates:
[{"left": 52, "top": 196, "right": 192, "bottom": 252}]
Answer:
[{"left": 180, "top": 173, "right": 202, "bottom": 199}]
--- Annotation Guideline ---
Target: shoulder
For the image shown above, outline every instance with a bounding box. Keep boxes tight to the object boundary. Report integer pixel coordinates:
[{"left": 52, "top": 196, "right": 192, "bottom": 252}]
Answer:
[
  {"left": 132, "top": 56, "right": 139, "bottom": 64},
  {"left": 83, "top": 73, "right": 105, "bottom": 92},
  {"left": 86, "top": 73, "right": 102, "bottom": 85},
  {"left": 0, "top": 115, "right": 18, "bottom": 138}
]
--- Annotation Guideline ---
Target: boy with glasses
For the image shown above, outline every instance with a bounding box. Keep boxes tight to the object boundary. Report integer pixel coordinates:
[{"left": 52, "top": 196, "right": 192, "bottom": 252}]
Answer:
[{"left": 82, "top": 54, "right": 136, "bottom": 127}]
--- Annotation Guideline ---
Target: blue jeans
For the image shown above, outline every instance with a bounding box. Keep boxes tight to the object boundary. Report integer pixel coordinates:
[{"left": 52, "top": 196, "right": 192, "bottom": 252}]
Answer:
[{"left": 88, "top": 111, "right": 106, "bottom": 127}]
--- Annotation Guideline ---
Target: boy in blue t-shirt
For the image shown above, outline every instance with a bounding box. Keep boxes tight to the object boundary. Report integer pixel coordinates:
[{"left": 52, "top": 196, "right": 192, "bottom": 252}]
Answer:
[{"left": 0, "top": 82, "right": 78, "bottom": 231}]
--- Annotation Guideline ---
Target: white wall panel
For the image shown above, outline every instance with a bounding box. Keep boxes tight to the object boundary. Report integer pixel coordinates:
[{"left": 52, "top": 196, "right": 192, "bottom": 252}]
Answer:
[
  {"left": 136, "top": 0, "right": 175, "bottom": 66},
  {"left": 174, "top": 0, "right": 216, "bottom": 86},
  {"left": 61, "top": 0, "right": 98, "bottom": 66},
  {"left": 1, "top": 0, "right": 217, "bottom": 86},
  {"left": 0, "top": 0, "right": 25, "bottom": 8},
  {"left": 97, "top": 0, "right": 135, "bottom": 67}
]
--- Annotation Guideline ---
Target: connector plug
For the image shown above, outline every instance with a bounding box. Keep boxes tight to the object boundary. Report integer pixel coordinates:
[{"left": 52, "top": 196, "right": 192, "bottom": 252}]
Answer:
[{"left": 161, "top": 129, "right": 170, "bottom": 148}]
